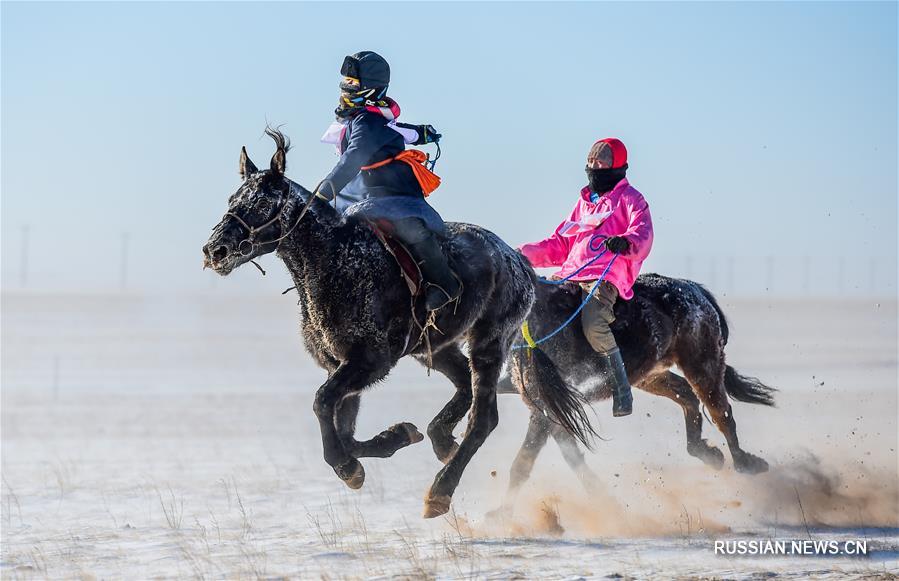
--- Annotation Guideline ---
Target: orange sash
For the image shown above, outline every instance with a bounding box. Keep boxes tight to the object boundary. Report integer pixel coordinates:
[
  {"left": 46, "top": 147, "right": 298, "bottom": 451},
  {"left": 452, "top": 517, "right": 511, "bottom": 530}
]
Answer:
[{"left": 361, "top": 149, "right": 441, "bottom": 196}]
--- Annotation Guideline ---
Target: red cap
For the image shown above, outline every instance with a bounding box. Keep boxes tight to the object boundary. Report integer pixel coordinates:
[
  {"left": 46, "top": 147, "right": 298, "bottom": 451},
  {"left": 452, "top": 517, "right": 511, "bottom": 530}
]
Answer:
[{"left": 587, "top": 138, "right": 628, "bottom": 169}]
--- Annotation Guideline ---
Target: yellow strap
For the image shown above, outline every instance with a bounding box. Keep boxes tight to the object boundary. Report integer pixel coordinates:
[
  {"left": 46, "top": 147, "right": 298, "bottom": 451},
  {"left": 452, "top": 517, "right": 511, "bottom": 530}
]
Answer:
[{"left": 520, "top": 321, "right": 537, "bottom": 349}]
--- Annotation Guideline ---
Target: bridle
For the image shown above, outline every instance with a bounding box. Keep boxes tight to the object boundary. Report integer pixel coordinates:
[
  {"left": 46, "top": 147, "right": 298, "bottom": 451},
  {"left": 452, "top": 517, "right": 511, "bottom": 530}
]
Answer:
[{"left": 224, "top": 182, "right": 313, "bottom": 257}]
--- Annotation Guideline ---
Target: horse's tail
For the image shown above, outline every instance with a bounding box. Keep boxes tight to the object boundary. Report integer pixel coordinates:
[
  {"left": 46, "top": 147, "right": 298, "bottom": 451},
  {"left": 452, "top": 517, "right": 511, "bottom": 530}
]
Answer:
[
  {"left": 517, "top": 348, "right": 597, "bottom": 449},
  {"left": 697, "top": 283, "right": 730, "bottom": 345},
  {"left": 724, "top": 365, "right": 777, "bottom": 406},
  {"left": 693, "top": 283, "right": 774, "bottom": 405}
]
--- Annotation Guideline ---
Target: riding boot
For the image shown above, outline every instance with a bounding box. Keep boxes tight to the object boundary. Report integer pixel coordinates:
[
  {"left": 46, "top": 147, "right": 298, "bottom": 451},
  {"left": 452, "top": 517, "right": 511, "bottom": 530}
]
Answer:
[
  {"left": 604, "top": 348, "right": 633, "bottom": 417},
  {"left": 408, "top": 237, "right": 462, "bottom": 310},
  {"left": 581, "top": 281, "right": 632, "bottom": 417}
]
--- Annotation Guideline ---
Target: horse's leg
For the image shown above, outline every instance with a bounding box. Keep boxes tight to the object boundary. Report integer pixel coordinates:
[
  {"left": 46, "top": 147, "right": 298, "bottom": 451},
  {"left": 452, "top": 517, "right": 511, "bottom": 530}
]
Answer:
[
  {"left": 487, "top": 412, "right": 552, "bottom": 518},
  {"left": 335, "top": 394, "right": 424, "bottom": 459},
  {"left": 313, "top": 358, "right": 391, "bottom": 489},
  {"left": 423, "top": 331, "right": 506, "bottom": 518},
  {"left": 678, "top": 357, "right": 768, "bottom": 474},
  {"left": 415, "top": 345, "right": 473, "bottom": 464},
  {"left": 637, "top": 371, "right": 725, "bottom": 469},
  {"left": 551, "top": 424, "right": 604, "bottom": 494}
]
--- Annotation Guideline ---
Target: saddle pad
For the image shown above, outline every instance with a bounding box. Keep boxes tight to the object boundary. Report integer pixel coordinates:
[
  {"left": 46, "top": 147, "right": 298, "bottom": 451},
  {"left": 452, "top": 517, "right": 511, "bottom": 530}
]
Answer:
[{"left": 367, "top": 221, "right": 423, "bottom": 296}]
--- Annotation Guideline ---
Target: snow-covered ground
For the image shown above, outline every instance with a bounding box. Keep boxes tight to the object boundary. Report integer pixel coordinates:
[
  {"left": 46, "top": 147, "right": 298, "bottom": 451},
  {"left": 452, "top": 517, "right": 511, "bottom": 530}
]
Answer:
[{"left": 2, "top": 292, "right": 897, "bottom": 578}]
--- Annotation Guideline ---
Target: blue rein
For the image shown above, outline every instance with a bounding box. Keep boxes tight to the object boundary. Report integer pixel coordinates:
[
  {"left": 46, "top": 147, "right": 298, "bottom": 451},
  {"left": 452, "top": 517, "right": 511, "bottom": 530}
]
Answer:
[
  {"left": 512, "top": 247, "right": 620, "bottom": 351},
  {"left": 540, "top": 235, "right": 608, "bottom": 285}
]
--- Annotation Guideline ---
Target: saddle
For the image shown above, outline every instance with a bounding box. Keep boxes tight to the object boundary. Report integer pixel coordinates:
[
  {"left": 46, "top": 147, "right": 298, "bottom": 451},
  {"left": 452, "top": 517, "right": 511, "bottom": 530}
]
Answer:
[
  {"left": 367, "top": 220, "right": 423, "bottom": 296},
  {"left": 367, "top": 219, "right": 461, "bottom": 367}
]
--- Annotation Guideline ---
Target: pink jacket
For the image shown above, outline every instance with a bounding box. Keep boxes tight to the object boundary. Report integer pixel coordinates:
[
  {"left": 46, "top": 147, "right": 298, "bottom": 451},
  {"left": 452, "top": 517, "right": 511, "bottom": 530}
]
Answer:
[{"left": 518, "top": 179, "right": 653, "bottom": 300}]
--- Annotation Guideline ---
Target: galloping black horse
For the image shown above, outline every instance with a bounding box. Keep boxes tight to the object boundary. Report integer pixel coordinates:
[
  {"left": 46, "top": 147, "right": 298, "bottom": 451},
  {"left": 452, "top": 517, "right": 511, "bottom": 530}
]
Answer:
[
  {"left": 202, "top": 129, "right": 594, "bottom": 518},
  {"left": 494, "top": 274, "right": 776, "bottom": 511}
]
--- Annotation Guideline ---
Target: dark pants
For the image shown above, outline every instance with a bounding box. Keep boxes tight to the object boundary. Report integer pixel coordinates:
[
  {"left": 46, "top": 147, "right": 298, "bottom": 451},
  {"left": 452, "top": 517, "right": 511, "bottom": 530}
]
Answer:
[
  {"left": 580, "top": 281, "right": 619, "bottom": 354},
  {"left": 384, "top": 218, "right": 458, "bottom": 301},
  {"left": 390, "top": 217, "right": 431, "bottom": 246}
]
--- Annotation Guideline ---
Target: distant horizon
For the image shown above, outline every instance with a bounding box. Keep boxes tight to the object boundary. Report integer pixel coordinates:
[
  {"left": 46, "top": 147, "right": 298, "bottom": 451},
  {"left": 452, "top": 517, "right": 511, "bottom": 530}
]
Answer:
[
  {"left": 1, "top": 253, "right": 894, "bottom": 300},
  {"left": 3, "top": 288, "right": 896, "bottom": 301}
]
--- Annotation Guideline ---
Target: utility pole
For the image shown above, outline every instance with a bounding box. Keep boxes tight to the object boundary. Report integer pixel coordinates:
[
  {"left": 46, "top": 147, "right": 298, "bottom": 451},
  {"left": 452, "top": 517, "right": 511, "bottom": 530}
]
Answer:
[
  {"left": 20, "top": 225, "right": 29, "bottom": 288},
  {"left": 120, "top": 232, "right": 130, "bottom": 291},
  {"left": 52, "top": 355, "right": 60, "bottom": 400},
  {"left": 766, "top": 255, "right": 774, "bottom": 294},
  {"left": 801, "top": 255, "right": 811, "bottom": 296},
  {"left": 837, "top": 256, "right": 845, "bottom": 296},
  {"left": 868, "top": 257, "right": 877, "bottom": 296},
  {"left": 726, "top": 256, "right": 735, "bottom": 294}
]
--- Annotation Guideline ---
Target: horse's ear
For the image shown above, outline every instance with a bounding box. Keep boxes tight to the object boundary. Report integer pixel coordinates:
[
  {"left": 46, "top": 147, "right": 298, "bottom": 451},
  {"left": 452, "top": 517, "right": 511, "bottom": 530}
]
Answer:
[
  {"left": 240, "top": 146, "right": 258, "bottom": 179},
  {"left": 270, "top": 148, "right": 286, "bottom": 176}
]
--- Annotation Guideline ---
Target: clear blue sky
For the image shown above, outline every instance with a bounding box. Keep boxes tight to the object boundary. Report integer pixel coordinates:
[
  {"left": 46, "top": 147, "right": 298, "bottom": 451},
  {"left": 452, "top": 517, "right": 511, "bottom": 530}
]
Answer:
[{"left": 2, "top": 1, "right": 896, "bottom": 296}]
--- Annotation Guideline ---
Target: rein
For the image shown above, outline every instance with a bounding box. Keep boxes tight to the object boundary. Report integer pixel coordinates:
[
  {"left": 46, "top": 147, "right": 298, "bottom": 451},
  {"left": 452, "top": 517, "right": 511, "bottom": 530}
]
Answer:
[
  {"left": 541, "top": 235, "right": 609, "bottom": 285},
  {"left": 512, "top": 252, "right": 620, "bottom": 351},
  {"left": 225, "top": 185, "right": 313, "bottom": 257}
]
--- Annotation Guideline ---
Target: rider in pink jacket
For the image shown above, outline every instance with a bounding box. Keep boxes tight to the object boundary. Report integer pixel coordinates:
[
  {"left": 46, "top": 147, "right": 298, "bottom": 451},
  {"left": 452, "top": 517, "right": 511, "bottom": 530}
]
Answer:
[{"left": 519, "top": 138, "right": 653, "bottom": 417}]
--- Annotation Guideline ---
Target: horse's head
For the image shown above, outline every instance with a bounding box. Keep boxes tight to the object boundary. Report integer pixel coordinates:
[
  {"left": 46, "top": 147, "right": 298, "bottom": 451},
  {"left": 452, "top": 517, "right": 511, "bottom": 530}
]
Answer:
[{"left": 203, "top": 128, "right": 298, "bottom": 275}]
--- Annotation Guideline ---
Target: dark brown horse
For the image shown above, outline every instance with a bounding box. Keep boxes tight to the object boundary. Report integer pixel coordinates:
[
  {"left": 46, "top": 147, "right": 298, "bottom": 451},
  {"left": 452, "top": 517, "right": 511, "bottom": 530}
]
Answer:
[
  {"left": 202, "top": 129, "right": 594, "bottom": 518},
  {"left": 494, "top": 274, "right": 775, "bottom": 510}
]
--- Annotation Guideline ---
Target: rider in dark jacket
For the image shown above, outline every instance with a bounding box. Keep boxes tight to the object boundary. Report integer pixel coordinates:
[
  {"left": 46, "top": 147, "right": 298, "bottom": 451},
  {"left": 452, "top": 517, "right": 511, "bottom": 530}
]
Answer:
[{"left": 316, "top": 51, "right": 460, "bottom": 311}]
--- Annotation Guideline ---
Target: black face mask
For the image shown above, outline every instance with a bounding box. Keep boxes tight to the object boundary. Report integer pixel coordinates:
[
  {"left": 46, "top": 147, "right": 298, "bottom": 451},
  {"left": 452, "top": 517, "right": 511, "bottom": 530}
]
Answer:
[{"left": 586, "top": 165, "right": 628, "bottom": 195}]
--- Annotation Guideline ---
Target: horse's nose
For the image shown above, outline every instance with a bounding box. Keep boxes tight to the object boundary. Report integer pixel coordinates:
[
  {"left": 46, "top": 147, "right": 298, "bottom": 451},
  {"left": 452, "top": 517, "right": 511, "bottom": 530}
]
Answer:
[
  {"left": 204, "top": 243, "right": 230, "bottom": 263},
  {"left": 213, "top": 245, "right": 229, "bottom": 262}
]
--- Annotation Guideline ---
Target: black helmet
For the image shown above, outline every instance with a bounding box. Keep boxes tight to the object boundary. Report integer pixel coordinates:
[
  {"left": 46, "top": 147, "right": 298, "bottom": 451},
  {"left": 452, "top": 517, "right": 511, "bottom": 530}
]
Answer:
[{"left": 340, "top": 51, "right": 390, "bottom": 90}]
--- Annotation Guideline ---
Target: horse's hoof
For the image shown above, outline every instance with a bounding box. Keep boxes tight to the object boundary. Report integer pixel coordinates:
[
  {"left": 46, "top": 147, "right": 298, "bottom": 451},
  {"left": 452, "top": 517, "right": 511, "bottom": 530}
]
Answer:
[
  {"left": 397, "top": 422, "right": 425, "bottom": 445},
  {"left": 422, "top": 495, "right": 452, "bottom": 519},
  {"left": 336, "top": 459, "right": 366, "bottom": 489},
  {"left": 688, "top": 440, "right": 725, "bottom": 470},
  {"left": 734, "top": 452, "right": 769, "bottom": 474}
]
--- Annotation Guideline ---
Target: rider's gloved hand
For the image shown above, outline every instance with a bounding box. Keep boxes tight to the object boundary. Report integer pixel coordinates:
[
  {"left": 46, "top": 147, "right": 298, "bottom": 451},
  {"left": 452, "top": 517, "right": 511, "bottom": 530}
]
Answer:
[
  {"left": 604, "top": 236, "right": 630, "bottom": 254},
  {"left": 412, "top": 124, "right": 441, "bottom": 145}
]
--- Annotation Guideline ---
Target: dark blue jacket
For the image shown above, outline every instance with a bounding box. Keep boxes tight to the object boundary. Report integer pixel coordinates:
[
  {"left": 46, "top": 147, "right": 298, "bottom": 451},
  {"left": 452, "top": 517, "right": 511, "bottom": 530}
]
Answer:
[{"left": 322, "top": 111, "right": 423, "bottom": 200}]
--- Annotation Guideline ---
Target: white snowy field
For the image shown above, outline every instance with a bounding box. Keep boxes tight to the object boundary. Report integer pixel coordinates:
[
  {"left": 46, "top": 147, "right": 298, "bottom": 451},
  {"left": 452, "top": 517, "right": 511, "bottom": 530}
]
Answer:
[{"left": 1, "top": 292, "right": 897, "bottom": 579}]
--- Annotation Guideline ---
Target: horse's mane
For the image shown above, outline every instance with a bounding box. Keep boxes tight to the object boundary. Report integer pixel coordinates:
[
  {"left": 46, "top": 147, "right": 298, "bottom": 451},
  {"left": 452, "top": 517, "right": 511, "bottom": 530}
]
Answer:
[{"left": 264, "top": 125, "right": 291, "bottom": 156}]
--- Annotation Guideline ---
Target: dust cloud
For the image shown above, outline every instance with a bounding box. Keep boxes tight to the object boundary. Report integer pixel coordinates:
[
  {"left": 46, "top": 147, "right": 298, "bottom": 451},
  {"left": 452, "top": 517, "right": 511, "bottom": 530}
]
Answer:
[{"left": 471, "top": 454, "right": 897, "bottom": 538}]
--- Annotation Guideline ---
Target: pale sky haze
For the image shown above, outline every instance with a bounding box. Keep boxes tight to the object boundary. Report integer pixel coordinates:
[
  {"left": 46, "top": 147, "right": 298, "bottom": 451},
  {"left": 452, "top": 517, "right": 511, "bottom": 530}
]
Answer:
[{"left": 1, "top": 1, "right": 896, "bottom": 296}]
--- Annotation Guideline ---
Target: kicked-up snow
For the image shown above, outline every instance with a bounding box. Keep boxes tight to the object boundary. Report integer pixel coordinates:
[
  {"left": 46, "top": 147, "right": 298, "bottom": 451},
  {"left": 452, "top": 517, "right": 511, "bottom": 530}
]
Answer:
[{"left": 2, "top": 293, "right": 897, "bottom": 578}]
